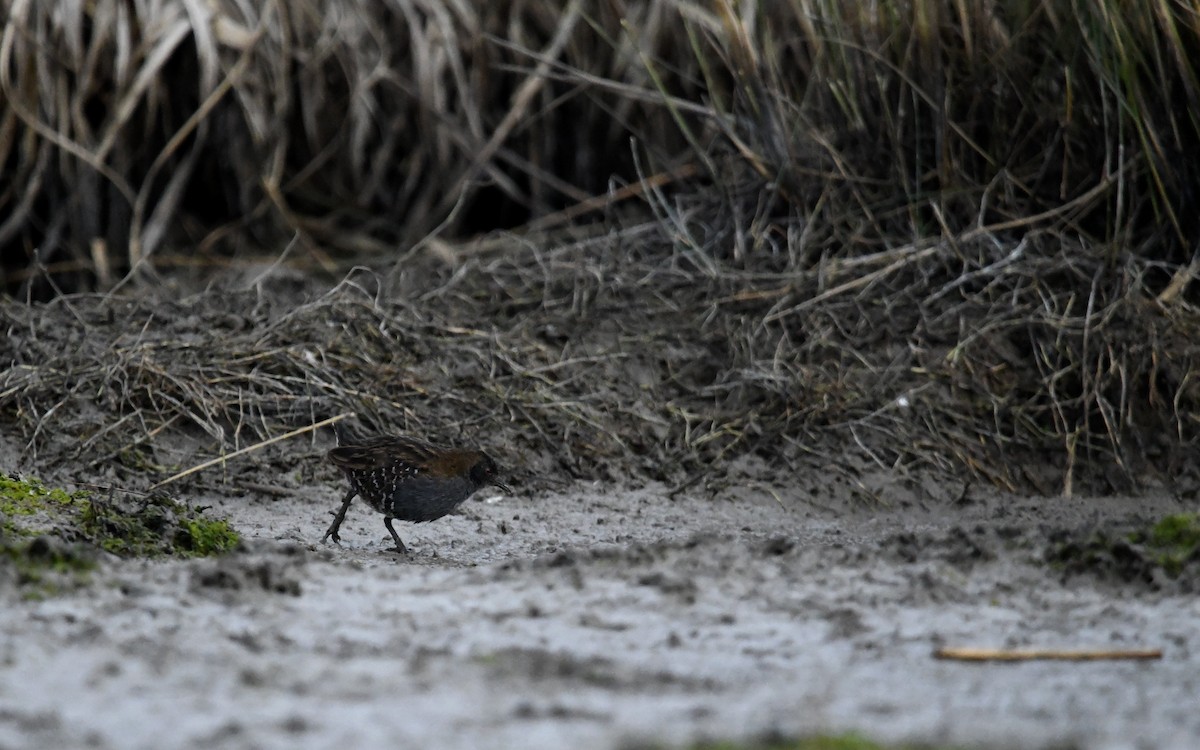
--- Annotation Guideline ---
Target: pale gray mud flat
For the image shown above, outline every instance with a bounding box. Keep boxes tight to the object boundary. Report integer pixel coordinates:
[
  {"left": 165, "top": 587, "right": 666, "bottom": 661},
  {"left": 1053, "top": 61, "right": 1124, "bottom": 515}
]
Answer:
[{"left": 1, "top": 462, "right": 1198, "bottom": 750}]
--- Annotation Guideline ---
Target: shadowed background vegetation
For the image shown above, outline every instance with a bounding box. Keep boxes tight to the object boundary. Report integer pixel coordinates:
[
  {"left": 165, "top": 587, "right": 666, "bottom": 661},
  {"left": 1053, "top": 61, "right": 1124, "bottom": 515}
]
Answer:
[{"left": 2, "top": 0, "right": 1199, "bottom": 495}]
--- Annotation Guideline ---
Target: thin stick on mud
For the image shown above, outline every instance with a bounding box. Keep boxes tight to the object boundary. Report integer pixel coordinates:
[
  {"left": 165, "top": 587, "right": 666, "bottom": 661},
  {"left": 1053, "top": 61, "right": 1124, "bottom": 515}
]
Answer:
[
  {"left": 149, "top": 413, "right": 354, "bottom": 491},
  {"left": 934, "top": 647, "right": 1163, "bottom": 662}
]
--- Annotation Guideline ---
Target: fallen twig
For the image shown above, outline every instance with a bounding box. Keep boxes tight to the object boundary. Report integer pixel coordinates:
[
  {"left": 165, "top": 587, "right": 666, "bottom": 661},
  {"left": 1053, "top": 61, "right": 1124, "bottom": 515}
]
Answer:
[
  {"left": 934, "top": 647, "right": 1163, "bottom": 662},
  {"left": 149, "top": 413, "right": 353, "bottom": 491}
]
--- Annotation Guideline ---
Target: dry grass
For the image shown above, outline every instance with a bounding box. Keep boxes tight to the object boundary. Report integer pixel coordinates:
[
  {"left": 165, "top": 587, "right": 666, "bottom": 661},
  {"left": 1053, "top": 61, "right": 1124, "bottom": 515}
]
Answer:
[
  {"left": 2, "top": 0, "right": 1199, "bottom": 494},
  {"left": 0, "top": 0, "right": 691, "bottom": 279},
  {"left": 2, "top": 220, "right": 1196, "bottom": 495}
]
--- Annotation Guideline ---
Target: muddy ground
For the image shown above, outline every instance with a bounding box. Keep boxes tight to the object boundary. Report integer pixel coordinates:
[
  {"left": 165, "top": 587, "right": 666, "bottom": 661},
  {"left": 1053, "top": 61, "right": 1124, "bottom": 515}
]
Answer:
[
  {"left": 1, "top": 270, "right": 1198, "bottom": 750},
  {"left": 2, "top": 440, "right": 1198, "bottom": 749}
]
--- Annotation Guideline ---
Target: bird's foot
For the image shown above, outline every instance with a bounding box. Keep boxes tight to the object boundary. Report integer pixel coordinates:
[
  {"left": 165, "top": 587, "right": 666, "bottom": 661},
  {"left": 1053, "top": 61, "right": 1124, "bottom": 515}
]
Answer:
[
  {"left": 322, "top": 490, "right": 355, "bottom": 546},
  {"left": 383, "top": 518, "right": 409, "bottom": 555}
]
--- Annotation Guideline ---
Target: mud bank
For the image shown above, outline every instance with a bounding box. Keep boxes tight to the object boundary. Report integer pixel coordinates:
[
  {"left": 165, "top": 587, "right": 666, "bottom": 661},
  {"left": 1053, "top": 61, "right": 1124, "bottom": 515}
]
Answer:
[{"left": 1, "top": 470, "right": 1197, "bottom": 750}]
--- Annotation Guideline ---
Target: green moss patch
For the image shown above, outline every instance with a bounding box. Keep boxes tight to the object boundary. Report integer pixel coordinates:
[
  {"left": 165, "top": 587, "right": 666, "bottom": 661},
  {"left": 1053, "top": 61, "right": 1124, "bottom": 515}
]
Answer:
[
  {"left": 80, "top": 491, "right": 239, "bottom": 558},
  {"left": 1, "top": 474, "right": 239, "bottom": 596},
  {"left": 177, "top": 516, "right": 240, "bottom": 556},
  {"left": 0, "top": 534, "right": 97, "bottom": 599},
  {"left": 1131, "top": 514, "right": 1200, "bottom": 578},
  {"left": 0, "top": 473, "right": 88, "bottom": 526},
  {"left": 1048, "top": 513, "right": 1200, "bottom": 589}
]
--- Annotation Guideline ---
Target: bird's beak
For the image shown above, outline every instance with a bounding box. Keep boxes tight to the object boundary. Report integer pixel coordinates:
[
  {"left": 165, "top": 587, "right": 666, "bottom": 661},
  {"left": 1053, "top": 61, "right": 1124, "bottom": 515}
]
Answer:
[{"left": 492, "top": 480, "right": 512, "bottom": 494}]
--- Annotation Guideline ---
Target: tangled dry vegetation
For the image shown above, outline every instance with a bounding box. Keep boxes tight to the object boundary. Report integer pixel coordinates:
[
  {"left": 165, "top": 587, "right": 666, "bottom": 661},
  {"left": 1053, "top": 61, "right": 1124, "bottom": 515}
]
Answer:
[{"left": 2, "top": 0, "right": 1199, "bottom": 495}]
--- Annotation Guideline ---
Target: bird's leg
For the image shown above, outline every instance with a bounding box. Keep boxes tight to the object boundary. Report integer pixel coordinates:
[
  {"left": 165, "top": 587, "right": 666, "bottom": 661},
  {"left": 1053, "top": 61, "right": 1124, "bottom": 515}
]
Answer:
[
  {"left": 322, "top": 489, "right": 357, "bottom": 544},
  {"left": 383, "top": 517, "right": 410, "bottom": 555}
]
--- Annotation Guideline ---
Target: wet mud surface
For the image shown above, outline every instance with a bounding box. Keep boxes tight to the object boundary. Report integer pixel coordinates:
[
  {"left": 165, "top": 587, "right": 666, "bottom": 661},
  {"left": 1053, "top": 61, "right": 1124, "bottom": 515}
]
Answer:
[{"left": 2, "top": 456, "right": 1198, "bottom": 749}]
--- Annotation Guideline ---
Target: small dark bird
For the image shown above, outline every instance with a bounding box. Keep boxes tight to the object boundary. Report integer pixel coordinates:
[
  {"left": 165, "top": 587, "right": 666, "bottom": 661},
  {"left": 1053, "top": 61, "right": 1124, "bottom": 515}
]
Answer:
[{"left": 323, "top": 431, "right": 511, "bottom": 553}]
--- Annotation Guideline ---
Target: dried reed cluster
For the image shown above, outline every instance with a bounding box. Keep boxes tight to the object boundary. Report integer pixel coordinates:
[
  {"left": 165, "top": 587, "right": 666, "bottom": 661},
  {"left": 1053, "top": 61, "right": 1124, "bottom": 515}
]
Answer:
[{"left": 2, "top": 0, "right": 1199, "bottom": 493}]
